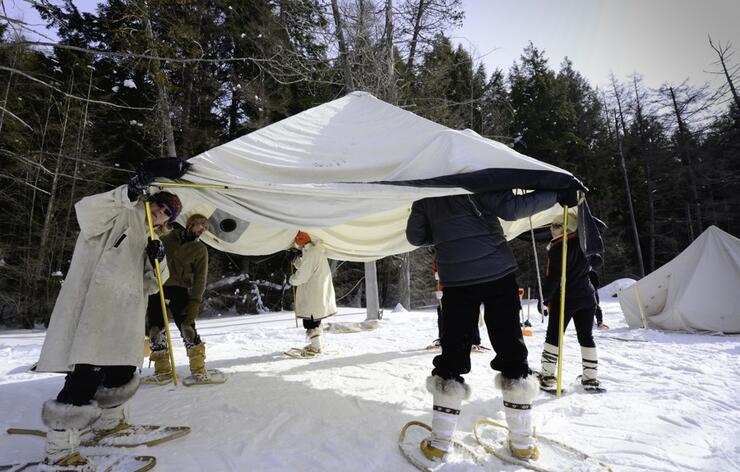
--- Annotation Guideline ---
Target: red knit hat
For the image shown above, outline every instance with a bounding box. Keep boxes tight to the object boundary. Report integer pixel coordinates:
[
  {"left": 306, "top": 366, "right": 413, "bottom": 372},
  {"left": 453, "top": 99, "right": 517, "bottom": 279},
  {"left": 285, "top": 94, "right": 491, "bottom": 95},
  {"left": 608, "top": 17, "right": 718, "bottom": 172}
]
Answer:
[
  {"left": 294, "top": 231, "right": 312, "bottom": 247},
  {"left": 150, "top": 192, "right": 182, "bottom": 223}
]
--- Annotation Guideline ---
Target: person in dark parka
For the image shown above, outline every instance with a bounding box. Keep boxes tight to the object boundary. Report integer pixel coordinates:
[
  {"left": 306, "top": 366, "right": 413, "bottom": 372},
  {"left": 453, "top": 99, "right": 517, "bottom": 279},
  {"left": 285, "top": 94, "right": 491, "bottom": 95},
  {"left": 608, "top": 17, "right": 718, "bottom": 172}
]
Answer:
[
  {"left": 406, "top": 188, "right": 576, "bottom": 463},
  {"left": 539, "top": 211, "right": 602, "bottom": 391}
]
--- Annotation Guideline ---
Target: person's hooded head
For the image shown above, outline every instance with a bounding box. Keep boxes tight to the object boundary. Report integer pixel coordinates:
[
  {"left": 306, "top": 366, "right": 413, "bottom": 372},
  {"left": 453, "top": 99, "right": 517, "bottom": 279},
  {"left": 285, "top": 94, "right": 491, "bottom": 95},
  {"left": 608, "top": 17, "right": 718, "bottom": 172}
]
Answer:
[
  {"left": 148, "top": 191, "right": 182, "bottom": 226},
  {"left": 186, "top": 213, "right": 209, "bottom": 238},
  {"left": 294, "top": 231, "right": 312, "bottom": 248},
  {"left": 551, "top": 210, "right": 578, "bottom": 235}
]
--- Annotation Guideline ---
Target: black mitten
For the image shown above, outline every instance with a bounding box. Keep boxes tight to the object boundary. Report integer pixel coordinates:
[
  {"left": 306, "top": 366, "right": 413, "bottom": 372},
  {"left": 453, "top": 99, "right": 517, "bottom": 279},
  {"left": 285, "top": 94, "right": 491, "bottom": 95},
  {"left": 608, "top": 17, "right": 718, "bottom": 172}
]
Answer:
[
  {"left": 127, "top": 172, "right": 155, "bottom": 201},
  {"left": 140, "top": 157, "right": 191, "bottom": 180},
  {"left": 146, "top": 238, "right": 165, "bottom": 268}
]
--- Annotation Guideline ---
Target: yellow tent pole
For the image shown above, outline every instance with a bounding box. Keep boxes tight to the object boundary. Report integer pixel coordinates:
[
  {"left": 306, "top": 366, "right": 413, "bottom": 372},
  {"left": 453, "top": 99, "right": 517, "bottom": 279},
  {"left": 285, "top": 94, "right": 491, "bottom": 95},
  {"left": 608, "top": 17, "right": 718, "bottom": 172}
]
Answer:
[
  {"left": 556, "top": 206, "right": 569, "bottom": 397},
  {"left": 153, "top": 181, "right": 231, "bottom": 190},
  {"left": 144, "top": 200, "right": 179, "bottom": 386}
]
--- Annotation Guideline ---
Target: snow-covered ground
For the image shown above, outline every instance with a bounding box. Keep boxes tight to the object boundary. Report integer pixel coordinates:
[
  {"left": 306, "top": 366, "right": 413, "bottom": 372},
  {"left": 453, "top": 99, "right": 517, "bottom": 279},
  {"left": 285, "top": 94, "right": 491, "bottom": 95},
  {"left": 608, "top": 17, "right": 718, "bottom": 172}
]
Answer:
[{"left": 1, "top": 298, "right": 738, "bottom": 471}]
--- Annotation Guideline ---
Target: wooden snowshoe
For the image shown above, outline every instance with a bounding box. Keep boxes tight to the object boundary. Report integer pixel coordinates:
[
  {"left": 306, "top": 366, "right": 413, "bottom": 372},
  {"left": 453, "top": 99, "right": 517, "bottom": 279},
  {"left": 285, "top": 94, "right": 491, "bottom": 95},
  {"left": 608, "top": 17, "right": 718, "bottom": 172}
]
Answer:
[
  {"left": 398, "top": 420, "right": 482, "bottom": 471},
  {"left": 182, "top": 369, "right": 227, "bottom": 386},
  {"left": 0, "top": 454, "right": 156, "bottom": 472},
  {"left": 7, "top": 424, "right": 190, "bottom": 448},
  {"left": 284, "top": 346, "right": 322, "bottom": 359},
  {"left": 473, "top": 418, "right": 612, "bottom": 472}
]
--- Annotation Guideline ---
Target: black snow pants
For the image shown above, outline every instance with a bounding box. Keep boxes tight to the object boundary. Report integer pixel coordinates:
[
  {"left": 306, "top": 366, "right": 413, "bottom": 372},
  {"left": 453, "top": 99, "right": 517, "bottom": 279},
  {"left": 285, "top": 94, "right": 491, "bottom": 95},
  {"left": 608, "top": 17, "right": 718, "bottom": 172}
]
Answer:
[
  {"left": 57, "top": 364, "right": 136, "bottom": 406},
  {"left": 433, "top": 273, "right": 528, "bottom": 382},
  {"left": 544, "top": 302, "right": 596, "bottom": 348},
  {"left": 436, "top": 303, "right": 481, "bottom": 345}
]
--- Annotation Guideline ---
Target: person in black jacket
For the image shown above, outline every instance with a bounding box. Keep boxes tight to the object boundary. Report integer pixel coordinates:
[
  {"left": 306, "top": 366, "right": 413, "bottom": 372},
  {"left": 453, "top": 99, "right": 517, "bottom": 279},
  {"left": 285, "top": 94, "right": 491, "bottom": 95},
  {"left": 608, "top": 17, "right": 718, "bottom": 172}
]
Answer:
[
  {"left": 406, "top": 188, "right": 577, "bottom": 463},
  {"left": 429, "top": 255, "right": 487, "bottom": 351},
  {"left": 539, "top": 211, "right": 603, "bottom": 392}
]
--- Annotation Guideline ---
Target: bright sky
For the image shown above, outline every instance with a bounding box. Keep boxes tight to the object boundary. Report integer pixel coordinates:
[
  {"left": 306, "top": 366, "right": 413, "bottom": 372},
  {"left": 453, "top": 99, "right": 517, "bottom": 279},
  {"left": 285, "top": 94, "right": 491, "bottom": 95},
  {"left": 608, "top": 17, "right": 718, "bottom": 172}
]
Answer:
[
  {"left": 451, "top": 0, "right": 740, "bottom": 91},
  {"left": 5, "top": 0, "right": 739, "bottom": 92}
]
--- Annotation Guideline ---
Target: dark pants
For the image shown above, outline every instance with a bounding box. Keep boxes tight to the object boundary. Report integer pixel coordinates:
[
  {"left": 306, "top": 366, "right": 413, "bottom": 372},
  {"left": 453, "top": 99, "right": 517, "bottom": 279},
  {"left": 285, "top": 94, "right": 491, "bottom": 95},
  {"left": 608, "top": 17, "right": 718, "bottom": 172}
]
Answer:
[
  {"left": 57, "top": 364, "right": 136, "bottom": 406},
  {"left": 303, "top": 318, "right": 322, "bottom": 330},
  {"left": 147, "top": 286, "right": 201, "bottom": 349},
  {"left": 433, "top": 274, "right": 528, "bottom": 381},
  {"left": 437, "top": 304, "right": 481, "bottom": 345},
  {"left": 544, "top": 302, "right": 596, "bottom": 348}
]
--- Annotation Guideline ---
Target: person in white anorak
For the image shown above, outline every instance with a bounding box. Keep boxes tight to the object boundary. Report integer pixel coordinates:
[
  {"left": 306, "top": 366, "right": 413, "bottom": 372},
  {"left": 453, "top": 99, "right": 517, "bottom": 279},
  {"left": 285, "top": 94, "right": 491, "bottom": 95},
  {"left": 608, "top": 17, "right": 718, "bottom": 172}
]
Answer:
[
  {"left": 35, "top": 159, "right": 187, "bottom": 470},
  {"left": 287, "top": 231, "right": 337, "bottom": 358}
]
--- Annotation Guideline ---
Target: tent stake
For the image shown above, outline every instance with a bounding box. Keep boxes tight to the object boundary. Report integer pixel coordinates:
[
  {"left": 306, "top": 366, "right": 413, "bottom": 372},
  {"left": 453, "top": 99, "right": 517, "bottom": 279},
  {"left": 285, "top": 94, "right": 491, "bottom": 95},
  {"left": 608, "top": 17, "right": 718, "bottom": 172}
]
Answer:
[
  {"left": 634, "top": 284, "right": 648, "bottom": 329},
  {"left": 529, "top": 216, "right": 546, "bottom": 323}
]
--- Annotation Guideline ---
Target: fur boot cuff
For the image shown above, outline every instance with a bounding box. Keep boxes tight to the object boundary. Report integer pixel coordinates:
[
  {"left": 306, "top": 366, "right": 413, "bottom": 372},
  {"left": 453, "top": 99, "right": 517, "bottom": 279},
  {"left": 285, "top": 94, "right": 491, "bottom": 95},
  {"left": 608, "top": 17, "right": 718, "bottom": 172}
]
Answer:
[
  {"left": 426, "top": 375, "right": 471, "bottom": 402},
  {"left": 94, "top": 372, "right": 140, "bottom": 408},
  {"left": 42, "top": 400, "right": 100, "bottom": 430},
  {"left": 495, "top": 374, "right": 539, "bottom": 404}
]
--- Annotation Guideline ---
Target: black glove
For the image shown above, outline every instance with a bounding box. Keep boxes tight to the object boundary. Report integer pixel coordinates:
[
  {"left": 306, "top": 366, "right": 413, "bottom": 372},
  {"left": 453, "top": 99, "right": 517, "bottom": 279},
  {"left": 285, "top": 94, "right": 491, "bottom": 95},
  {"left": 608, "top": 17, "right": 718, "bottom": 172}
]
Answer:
[
  {"left": 127, "top": 158, "right": 190, "bottom": 201},
  {"left": 556, "top": 188, "right": 579, "bottom": 207},
  {"left": 538, "top": 299, "right": 550, "bottom": 317},
  {"left": 127, "top": 171, "right": 155, "bottom": 201},
  {"left": 146, "top": 238, "right": 165, "bottom": 267},
  {"left": 140, "top": 157, "right": 191, "bottom": 180}
]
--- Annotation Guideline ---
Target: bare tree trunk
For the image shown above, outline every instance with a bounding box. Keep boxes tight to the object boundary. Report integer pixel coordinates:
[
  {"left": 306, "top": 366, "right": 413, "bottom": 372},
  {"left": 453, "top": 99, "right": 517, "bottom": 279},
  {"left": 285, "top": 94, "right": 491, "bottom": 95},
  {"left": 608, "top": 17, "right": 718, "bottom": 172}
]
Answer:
[
  {"left": 669, "top": 86, "right": 702, "bottom": 235},
  {"left": 384, "top": 0, "right": 396, "bottom": 103},
  {"left": 396, "top": 253, "right": 411, "bottom": 309},
  {"left": 31, "top": 79, "right": 75, "bottom": 323},
  {"left": 331, "top": 0, "right": 354, "bottom": 92},
  {"left": 633, "top": 77, "right": 656, "bottom": 272},
  {"left": 709, "top": 35, "right": 740, "bottom": 111},
  {"left": 144, "top": 10, "right": 177, "bottom": 157},
  {"left": 613, "top": 110, "right": 645, "bottom": 278},
  {"left": 181, "top": 63, "right": 195, "bottom": 157},
  {"left": 0, "top": 46, "right": 19, "bottom": 135},
  {"left": 405, "top": 0, "right": 426, "bottom": 72},
  {"left": 58, "top": 69, "right": 94, "bottom": 271}
]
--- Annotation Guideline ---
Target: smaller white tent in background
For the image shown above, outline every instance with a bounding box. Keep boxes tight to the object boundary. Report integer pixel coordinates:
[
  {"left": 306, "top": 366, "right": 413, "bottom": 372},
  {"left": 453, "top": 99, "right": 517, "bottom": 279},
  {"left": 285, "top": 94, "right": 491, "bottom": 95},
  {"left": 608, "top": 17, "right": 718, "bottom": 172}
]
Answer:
[{"left": 619, "top": 226, "right": 740, "bottom": 333}]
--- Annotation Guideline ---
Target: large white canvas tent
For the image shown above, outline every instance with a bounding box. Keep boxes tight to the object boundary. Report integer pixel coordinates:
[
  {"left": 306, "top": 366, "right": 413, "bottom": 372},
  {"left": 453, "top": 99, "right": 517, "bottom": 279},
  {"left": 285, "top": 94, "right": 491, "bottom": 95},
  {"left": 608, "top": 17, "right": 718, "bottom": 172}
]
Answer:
[
  {"left": 619, "top": 226, "right": 740, "bottom": 333},
  {"left": 168, "top": 91, "right": 580, "bottom": 260}
]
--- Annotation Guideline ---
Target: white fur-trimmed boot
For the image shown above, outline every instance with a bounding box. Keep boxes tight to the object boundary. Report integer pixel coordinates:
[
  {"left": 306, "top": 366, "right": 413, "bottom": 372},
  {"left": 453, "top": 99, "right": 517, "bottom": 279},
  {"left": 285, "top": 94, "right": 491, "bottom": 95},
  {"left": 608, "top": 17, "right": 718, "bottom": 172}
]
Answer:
[
  {"left": 91, "top": 373, "right": 140, "bottom": 438},
  {"left": 420, "top": 375, "right": 471, "bottom": 461},
  {"left": 496, "top": 374, "right": 540, "bottom": 461},
  {"left": 539, "top": 342, "right": 558, "bottom": 390},
  {"left": 41, "top": 400, "right": 100, "bottom": 470},
  {"left": 304, "top": 326, "right": 323, "bottom": 355}
]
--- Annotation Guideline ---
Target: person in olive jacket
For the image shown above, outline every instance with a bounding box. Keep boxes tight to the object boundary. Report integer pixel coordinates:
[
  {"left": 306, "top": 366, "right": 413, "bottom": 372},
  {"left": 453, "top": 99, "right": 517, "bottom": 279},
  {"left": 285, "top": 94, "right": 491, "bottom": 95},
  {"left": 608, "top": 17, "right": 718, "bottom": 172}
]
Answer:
[
  {"left": 539, "top": 211, "right": 603, "bottom": 392},
  {"left": 145, "top": 213, "right": 210, "bottom": 383}
]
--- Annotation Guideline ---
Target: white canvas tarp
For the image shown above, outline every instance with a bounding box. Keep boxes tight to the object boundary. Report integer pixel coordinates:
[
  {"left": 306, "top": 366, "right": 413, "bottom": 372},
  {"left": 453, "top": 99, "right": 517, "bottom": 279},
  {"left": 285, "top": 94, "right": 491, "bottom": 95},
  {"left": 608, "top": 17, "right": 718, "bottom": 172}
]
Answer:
[
  {"left": 618, "top": 226, "right": 740, "bottom": 333},
  {"left": 168, "top": 92, "right": 578, "bottom": 261}
]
